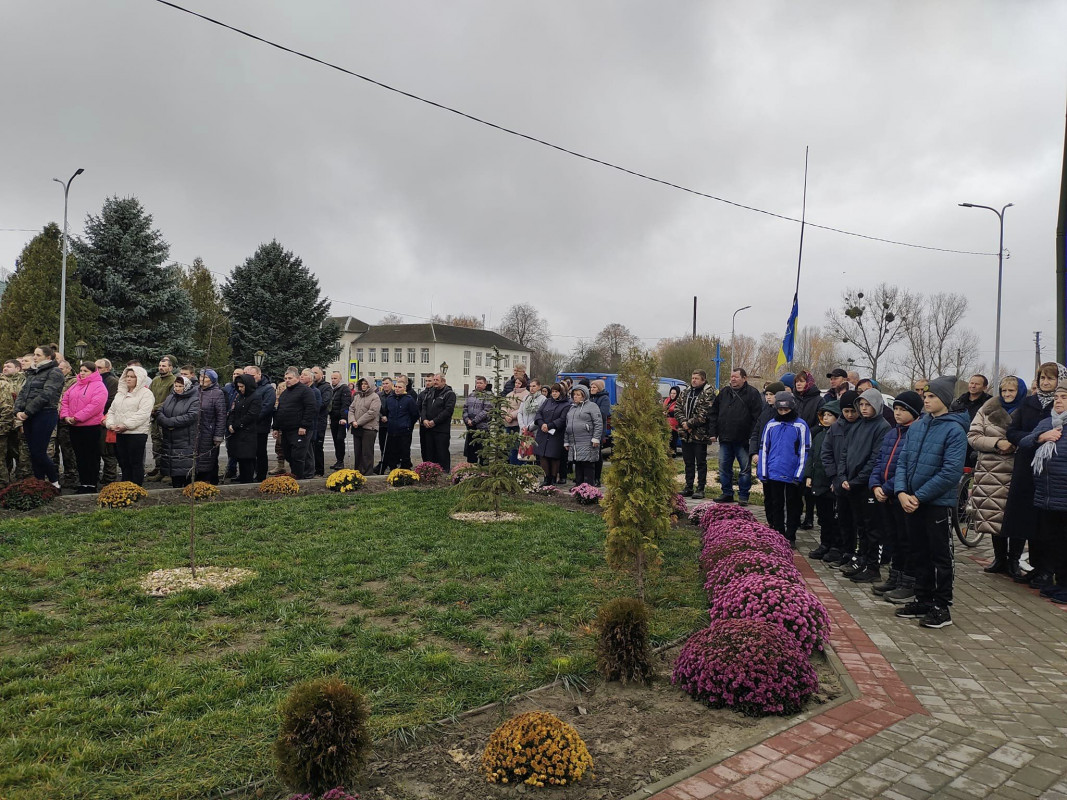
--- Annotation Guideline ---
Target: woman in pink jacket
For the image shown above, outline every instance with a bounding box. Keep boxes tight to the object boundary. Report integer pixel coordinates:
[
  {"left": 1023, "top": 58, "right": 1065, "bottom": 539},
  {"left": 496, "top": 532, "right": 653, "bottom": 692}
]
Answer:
[{"left": 59, "top": 361, "right": 108, "bottom": 493}]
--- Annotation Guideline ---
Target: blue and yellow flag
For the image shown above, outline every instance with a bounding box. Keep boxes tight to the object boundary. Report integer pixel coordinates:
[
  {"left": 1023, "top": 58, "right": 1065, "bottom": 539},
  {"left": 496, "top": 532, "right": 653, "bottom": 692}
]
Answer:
[{"left": 775, "top": 293, "right": 799, "bottom": 372}]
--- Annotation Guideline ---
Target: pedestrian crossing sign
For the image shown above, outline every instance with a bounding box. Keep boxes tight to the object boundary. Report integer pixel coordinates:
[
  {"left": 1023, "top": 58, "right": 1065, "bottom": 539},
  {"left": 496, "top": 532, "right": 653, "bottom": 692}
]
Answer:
[{"left": 348, "top": 360, "right": 359, "bottom": 381}]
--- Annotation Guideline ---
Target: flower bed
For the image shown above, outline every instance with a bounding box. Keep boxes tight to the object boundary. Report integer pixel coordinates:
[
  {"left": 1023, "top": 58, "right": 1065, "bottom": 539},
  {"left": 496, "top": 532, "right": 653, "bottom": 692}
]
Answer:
[
  {"left": 699, "top": 521, "right": 794, "bottom": 570},
  {"left": 260, "top": 475, "right": 300, "bottom": 496},
  {"left": 326, "top": 469, "right": 366, "bottom": 493},
  {"left": 386, "top": 469, "right": 419, "bottom": 488},
  {"left": 0, "top": 477, "right": 59, "bottom": 511},
  {"left": 570, "top": 483, "right": 604, "bottom": 506},
  {"left": 708, "top": 573, "right": 831, "bottom": 655},
  {"left": 672, "top": 619, "right": 818, "bottom": 716},
  {"left": 413, "top": 462, "right": 444, "bottom": 485},
  {"left": 98, "top": 481, "right": 149, "bottom": 508},
  {"left": 703, "top": 549, "right": 802, "bottom": 602},
  {"left": 697, "top": 502, "right": 758, "bottom": 528}
]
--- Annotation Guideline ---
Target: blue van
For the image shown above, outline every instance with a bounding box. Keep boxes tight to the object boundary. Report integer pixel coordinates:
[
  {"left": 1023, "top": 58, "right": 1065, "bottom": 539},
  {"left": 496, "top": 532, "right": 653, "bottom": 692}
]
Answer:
[{"left": 555, "top": 373, "right": 688, "bottom": 404}]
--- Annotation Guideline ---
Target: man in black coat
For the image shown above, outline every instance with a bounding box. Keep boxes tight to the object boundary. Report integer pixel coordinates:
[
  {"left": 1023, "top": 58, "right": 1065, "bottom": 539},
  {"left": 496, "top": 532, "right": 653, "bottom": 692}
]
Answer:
[
  {"left": 246, "top": 365, "right": 275, "bottom": 481},
  {"left": 951, "top": 373, "right": 993, "bottom": 468},
  {"left": 328, "top": 370, "right": 352, "bottom": 470},
  {"left": 311, "top": 366, "right": 333, "bottom": 476},
  {"left": 420, "top": 373, "right": 456, "bottom": 470},
  {"left": 707, "top": 367, "right": 764, "bottom": 504},
  {"left": 272, "top": 367, "right": 317, "bottom": 479}
]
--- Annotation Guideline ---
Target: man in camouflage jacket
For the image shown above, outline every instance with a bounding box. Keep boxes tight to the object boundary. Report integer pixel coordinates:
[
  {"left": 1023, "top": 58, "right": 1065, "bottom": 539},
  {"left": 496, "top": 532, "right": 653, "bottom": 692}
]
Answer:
[{"left": 676, "top": 369, "right": 715, "bottom": 499}]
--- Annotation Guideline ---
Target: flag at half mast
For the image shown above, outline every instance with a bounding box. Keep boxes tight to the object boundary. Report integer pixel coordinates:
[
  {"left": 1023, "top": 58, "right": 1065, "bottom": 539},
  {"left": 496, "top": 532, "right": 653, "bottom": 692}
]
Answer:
[{"left": 775, "top": 293, "right": 799, "bottom": 372}]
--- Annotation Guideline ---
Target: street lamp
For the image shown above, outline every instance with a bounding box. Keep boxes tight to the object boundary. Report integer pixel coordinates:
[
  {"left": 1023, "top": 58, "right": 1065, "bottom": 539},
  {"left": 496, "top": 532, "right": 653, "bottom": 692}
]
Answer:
[
  {"left": 959, "top": 202, "right": 1013, "bottom": 382},
  {"left": 53, "top": 168, "right": 84, "bottom": 358},
  {"left": 253, "top": 350, "right": 266, "bottom": 369},
  {"left": 74, "top": 340, "right": 88, "bottom": 362},
  {"left": 730, "top": 305, "right": 752, "bottom": 374}
]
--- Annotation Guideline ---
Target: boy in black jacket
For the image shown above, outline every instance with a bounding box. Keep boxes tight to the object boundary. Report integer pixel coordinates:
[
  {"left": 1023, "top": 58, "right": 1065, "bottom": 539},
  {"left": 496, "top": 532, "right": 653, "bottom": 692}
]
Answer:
[
  {"left": 821, "top": 389, "right": 859, "bottom": 567},
  {"left": 840, "top": 389, "right": 892, "bottom": 583},
  {"left": 806, "top": 400, "right": 841, "bottom": 561}
]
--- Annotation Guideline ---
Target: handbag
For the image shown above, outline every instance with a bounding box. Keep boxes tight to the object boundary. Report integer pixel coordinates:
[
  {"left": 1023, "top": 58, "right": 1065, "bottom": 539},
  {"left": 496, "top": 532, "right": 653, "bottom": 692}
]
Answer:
[{"left": 105, "top": 429, "right": 118, "bottom": 444}]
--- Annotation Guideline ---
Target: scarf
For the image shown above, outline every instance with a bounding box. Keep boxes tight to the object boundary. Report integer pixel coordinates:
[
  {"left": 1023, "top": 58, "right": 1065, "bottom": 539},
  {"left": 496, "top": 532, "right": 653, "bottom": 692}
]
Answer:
[
  {"left": 1037, "top": 363, "right": 1067, "bottom": 408},
  {"left": 1000, "top": 376, "right": 1027, "bottom": 414},
  {"left": 1032, "top": 407, "right": 1067, "bottom": 476}
]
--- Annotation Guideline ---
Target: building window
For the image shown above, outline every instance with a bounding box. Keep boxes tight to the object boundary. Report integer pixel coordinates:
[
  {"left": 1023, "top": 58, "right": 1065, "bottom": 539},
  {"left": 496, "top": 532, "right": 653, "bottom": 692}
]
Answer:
[
  {"left": 476, "top": 351, "right": 483, "bottom": 367},
  {"left": 408, "top": 373, "right": 415, "bottom": 383},
  {"left": 503, "top": 355, "right": 510, "bottom": 368},
  {"left": 368, "top": 348, "right": 377, "bottom": 362},
  {"left": 407, "top": 348, "right": 415, "bottom": 363},
  {"left": 463, "top": 350, "right": 471, "bottom": 376},
  {"left": 394, "top": 348, "right": 402, "bottom": 362},
  {"left": 368, "top": 372, "right": 376, "bottom": 379},
  {"left": 421, "top": 347, "right": 430, "bottom": 364},
  {"left": 355, "top": 348, "right": 363, "bottom": 362},
  {"left": 381, "top": 348, "right": 389, "bottom": 363}
]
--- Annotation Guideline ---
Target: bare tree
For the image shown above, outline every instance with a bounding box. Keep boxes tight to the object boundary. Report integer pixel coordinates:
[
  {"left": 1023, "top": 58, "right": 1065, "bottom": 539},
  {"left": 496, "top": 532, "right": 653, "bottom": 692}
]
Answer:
[
  {"left": 497, "top": 302, "right": 550, "bottom": 351},
  {"left": 655, "top": 335, "right": 721, "bottom": 381},
  {"left": 568, "top": 339, "right": 607, "bottom": 372},
  {"left": 825, "top": 283, "right": 917, "bottom": 381},
  {"left": 378, "top": 313, "right": 405, "bottom": 325},
  {"left": 432, "top": 313, "right": 483, "bottom": 328},
  {"left": 728, "top": 333, "right": 758, "bottom": 376},
  {"left": 752, "top": 332, "right": 782, "bottom": 383},
  {"left": 531, "top": 348, "right": 570, "bottom": 382},
  {"left": 901, "top": 292, "right": 981, "bottom": 384},
  {"left": 791, "top": 325, "right": 843, "bottom": 380},
  {"left": 595, "top": 323, "right": 642, "bottom": 371}
]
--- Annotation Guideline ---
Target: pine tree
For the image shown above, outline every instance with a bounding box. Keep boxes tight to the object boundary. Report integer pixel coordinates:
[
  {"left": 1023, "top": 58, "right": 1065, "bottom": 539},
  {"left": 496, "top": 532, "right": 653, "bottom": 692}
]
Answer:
[
  {"left": 178, "top": 257, "right": 233, "bottom": 371},
  {"left": 0, "top": 224, "right": 97, "bottom": 358},
  {"left": 222, "top": 240, "right": 340, "bottom": 379},
  {"left": 602, "top": 349, "right": 673, "bottom": 601},
  {"left": 73, "top": 196, "right": 198, "bottom": 365}
]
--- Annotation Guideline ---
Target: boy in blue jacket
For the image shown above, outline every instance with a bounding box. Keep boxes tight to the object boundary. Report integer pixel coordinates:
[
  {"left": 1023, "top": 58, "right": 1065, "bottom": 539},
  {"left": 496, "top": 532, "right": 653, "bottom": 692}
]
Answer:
[
  {"left": 868, "top": 391, "right": 922, "bottom": 603},
  {"left": 757, "top": 391, "right": 811, "bottom": 546},
  {"left": 893, "top": 377, "right": 969, "bottom": 629}
]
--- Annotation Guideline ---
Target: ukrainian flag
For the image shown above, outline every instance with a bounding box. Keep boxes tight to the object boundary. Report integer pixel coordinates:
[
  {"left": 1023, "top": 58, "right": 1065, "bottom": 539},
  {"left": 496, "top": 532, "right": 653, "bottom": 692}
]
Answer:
[{"left": 775, "top": 293, "right": 798, "bottom": 372}]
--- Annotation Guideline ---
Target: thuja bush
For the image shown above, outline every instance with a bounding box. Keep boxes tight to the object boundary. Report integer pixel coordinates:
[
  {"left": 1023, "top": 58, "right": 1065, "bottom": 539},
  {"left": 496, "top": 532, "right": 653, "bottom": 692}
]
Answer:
[
  {"left": 482, "top": 711, "right": 594, "bottom": 787},
  {"left": 274, "top": 678, "right": 371, "bottom": 795},
  {"left": 595, "top": 597, "right": 654, "bottom": 684},
  {"left": 708, "top": 574, "right": 831, "bottom": 655},
  {"left": 699, "top": 522, "right": 794, "bottom": 571},
  {"left": 672, "top": 619, "right": 818, "bottom": 716},
  {"left": 0, "top": 477, "right": 59, "bottom": 511},
  {"left": 704, "top": 550, "right": 802, "bottom": 602}
]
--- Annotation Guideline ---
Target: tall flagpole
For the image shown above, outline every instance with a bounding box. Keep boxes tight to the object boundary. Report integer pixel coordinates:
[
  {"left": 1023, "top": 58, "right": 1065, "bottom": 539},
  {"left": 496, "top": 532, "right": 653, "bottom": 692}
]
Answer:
[{"left": 796, "top": 146, "right": 808, "bottom": 296}]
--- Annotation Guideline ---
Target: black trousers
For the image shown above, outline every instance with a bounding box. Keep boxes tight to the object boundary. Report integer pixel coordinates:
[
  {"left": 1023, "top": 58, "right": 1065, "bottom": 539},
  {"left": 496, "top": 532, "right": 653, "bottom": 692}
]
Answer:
[
  {"left": 280, "top": 429, "right": 309, "bottom": 479},
  {"left": 418, "top": 425, "right": 432, "bottom": 464},
  {"left": 312, "top": 425, "right": 326, "bottom": 475},
  {"left": 1039, "top": 510, "right": 1067, "bottom": 586},
  {"left": 236, "top": 457, "right": 257, "bottom": 483},
  {"left": 255, "top": 429, "right": 270, "bottom": 481},
  {"left": 872, "top": 495, "right": 909, "bottom": 573},
  {"left": 909, "top": 504, "right": 955, "bottom": 608},
  {"left": 383, "top": 429, "right": 413, "bottom": 471},
  {"left": 69, "top": 424, "right": 101, "bottom": 490},
  {"left": 835, "top": 487, "right": 856, "bottom": 555},
  {"left": 679, "top": 440, "right": 708, "bottom": 489},
  {"left": 463, "top": 430, "right": 484, "bottom": 464},
  {"left": 572, "top": 460, "right": 595, "bottom": 485},
  {"left": 25, "top": 410, "right": 59, "bottom": 483},
  {"left": 764, "top": 479, "right": 801, "bottom": 542},
  {"left": 991, "top": 534, "right": 1026, "bottom": 563},
  {"left": 847, "top": 486, "right": 877, "bottom": 564},
  {"left": 814, "top": 493, "right": 838, "bottom": 549},
  {"left": 802, "top": 485, "right": 816, "bottom": 524},
  {"left": 116, "top": 433, "right": 148, "bottom": 486},
  {"left": 330, "top": 417, "right": 347, "bottom": 465},
  {"left": 424, "top": 427, "right": 451, "bottom": 471}
]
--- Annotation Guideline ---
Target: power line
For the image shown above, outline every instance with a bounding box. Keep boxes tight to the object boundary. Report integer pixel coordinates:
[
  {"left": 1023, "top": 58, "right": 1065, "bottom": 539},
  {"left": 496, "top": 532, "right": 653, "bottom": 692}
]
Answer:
[{"left": 153, "top": 0, "right": 997, "bottom": 258}]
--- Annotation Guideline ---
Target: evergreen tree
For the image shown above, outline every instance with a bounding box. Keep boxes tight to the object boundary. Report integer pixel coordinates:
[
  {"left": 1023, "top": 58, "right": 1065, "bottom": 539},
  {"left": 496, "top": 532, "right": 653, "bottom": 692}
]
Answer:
[
  {"left": 603, "top": 349, "right": 673, "bottom": 601},
  {"left": 222, "top": 240, "right": 340, "bottom": 378},
  {"left": 73, "top": 196, "right": 198, "bottom": 365},
  {"left": 0, "top": 224, "right": 97, "bottom": 357},
  {"left": 178, "top": 257, "right": 233, "bottom": 371}
]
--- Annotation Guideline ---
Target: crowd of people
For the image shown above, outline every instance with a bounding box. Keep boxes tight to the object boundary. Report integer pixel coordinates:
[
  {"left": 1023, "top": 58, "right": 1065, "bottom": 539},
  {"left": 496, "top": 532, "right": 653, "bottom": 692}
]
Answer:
[{"left": 664, "top": 363, "right": 1067, "bottom": 630}]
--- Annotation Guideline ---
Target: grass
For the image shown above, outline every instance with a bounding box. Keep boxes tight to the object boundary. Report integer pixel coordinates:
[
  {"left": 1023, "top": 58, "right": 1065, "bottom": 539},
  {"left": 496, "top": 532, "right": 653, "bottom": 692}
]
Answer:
[{"left": 0, "top": 489, "right": 706, "bottom": 799}]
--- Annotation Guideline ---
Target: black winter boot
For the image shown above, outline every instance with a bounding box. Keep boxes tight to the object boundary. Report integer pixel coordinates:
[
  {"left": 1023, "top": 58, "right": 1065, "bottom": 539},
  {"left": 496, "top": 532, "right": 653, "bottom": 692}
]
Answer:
[{"left": 872, "top": 569, "right": 900, "bottom": 596}]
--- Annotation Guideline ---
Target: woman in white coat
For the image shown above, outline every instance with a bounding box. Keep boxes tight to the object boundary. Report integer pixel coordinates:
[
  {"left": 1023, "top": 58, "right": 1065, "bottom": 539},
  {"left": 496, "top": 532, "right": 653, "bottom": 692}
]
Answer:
[{"left": 104, "top": 366, "right": 154, "bottom": 485}]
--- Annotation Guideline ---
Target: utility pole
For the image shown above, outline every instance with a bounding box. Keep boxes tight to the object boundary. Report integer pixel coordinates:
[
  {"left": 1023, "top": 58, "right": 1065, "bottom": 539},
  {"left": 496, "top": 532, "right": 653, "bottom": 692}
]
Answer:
[
  {"left": 692, "top": 296, "right": 697, "bottom": 339},
  {"left": 1035, "top": 331, "right": 1043, "bottom": 377}
]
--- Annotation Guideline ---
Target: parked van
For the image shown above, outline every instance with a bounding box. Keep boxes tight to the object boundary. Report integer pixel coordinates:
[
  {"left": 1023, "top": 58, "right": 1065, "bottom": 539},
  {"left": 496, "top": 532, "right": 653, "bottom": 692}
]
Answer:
[{"left": 554, "top": 373, "right": 688, "bottom": 404}]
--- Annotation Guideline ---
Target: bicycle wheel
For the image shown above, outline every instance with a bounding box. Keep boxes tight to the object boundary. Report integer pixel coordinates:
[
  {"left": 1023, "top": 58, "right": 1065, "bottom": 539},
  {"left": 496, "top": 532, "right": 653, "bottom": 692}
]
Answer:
[{"left": 953, "top": 472, "right": 983, "bottom": 547}]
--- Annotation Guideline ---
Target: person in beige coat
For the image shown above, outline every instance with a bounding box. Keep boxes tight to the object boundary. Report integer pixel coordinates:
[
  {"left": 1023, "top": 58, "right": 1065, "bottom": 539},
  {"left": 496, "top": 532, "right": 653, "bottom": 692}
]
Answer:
[
  {"left": 968, "top": 375, "right": 1026, "bottom": 577},
  {"left": 104, "top": 366, "right": 155, "bottom": 486},
  {"left": 348, "top": 378, "right": 381, "bottom": 475}
]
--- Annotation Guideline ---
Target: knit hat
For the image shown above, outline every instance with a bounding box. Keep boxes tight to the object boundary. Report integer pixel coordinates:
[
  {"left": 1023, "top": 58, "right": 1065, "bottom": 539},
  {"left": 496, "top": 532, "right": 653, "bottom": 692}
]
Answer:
[
  {"left": 924, "top": 376, "right": 957, "bottom": 410},
  {"left": 780, "top": 372, "right": 796, "bottom": 390},
  {"left": 893, "top": 390, "right": 923, "bottom": 420},
  {"left": 820, "top": 400, "right": 841, "bottom": 418},
  {"left": 774, "top": 391, "right": 798, "bottom": 411},
  {"left": 765, "top": 381, "right": 786, "bottom": 395}
]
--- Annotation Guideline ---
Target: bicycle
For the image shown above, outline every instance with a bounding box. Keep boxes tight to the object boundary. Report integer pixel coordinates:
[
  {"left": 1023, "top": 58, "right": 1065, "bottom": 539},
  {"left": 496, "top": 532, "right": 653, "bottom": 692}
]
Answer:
[{"left": 951, "top": 466, "right": 983, "bottom": 547}]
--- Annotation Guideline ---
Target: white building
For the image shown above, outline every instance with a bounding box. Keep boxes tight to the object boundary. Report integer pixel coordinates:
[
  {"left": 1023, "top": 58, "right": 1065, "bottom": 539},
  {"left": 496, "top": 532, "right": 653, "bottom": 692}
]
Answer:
[{"left": 326, "top": 316, "right": 531, "bottom": 396}]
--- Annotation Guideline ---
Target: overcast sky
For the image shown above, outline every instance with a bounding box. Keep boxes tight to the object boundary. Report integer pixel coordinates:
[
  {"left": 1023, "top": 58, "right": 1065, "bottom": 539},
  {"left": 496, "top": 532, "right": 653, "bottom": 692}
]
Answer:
[{"left": 2, "top": 1, "right": 1065, "bottom": 375}]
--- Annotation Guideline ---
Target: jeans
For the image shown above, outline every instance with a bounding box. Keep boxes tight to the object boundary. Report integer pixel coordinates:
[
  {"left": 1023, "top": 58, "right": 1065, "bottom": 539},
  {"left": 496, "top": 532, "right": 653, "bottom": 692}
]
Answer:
[
  {"left": 680, "top": 440, "right": 708, "bottom": 489},
  {"left": 24, "top": 410, "right": 59, "bottom": 483},
  {"left": 717, "top": 441, "right": 751, "bottom": 499},
  {"left": 910, "top": 504, "right": 955, "bottom": 608}
]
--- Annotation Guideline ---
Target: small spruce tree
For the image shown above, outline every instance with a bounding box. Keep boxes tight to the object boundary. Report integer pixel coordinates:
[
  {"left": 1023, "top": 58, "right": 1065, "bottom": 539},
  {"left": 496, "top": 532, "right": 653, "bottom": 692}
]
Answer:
[
  {"left": 603, "top": 348, "right": 674, "bottom": 601},
  {"left": 454, "top": 346, "right": 523, "bottom": 515}
]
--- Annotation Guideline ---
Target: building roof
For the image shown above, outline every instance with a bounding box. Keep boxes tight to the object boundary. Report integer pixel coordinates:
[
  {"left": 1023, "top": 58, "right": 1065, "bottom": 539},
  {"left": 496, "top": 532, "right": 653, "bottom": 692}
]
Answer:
[
  {"left": 354, "top": 323, "right": 527, "bottom": 351},
  {"left": 327, "top": 315, "right": 371, "bottom": 334}
]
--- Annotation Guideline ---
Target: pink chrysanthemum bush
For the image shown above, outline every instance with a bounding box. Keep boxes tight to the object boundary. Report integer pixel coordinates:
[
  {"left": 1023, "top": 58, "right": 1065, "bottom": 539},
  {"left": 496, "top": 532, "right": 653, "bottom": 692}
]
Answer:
[
  {"left": 671, "top": 493, "right": 689, "bottom": 517},
  {"left": 699, "top": 521, "right": 794, "bottom": 572},
  {"left": 697, "top": 502, "right": 757, "bottom": 529},
  {"left": 672, "top": 619, "right": 818, "bottom": 716},
  {"left": 709, "top": 573, "right": 831, "bottom": 655},
  {"left": 704, "top": 549, "right": 802, "bottom": 602},
  {"left": 413, "top": 461, "right": 444, "bottom": 485}
]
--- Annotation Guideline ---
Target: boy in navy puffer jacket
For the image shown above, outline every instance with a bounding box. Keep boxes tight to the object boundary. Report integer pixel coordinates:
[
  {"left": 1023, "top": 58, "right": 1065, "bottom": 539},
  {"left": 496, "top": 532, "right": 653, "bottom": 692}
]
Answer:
[
  {"left": 757, "top": 392, "right": 810, "bottom": 546},
  {"left": 894, "top": 377, "right": 969, "bottom": 629}
]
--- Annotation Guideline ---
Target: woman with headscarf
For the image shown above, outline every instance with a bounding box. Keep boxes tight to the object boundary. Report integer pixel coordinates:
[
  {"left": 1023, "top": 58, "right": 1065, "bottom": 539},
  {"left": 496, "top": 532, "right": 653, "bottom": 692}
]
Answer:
[
  {"left": 517, "top": 378, "right": 545, "bottom": 462},
  {"left": 157, "top": 374, "right": 201, "bottom": 489},
  {"left": 348, "top": 377, "right": 381, "bottom": 475},
  {"left": 1003, "top": 362, "right": 1067, "bottom": 587},
  {"left": 196, "top": 369, "right": 228, "bottom": 484},
  {"left": 663, "top": 385, "right": 681, "bottom": 457},
  {"left": 14, "top": 344, "right": 66, "bottom": 487},
  {"left": 564, "top": 384, "right": 603, "bottom": 486},
  {"left": 534, "top": 383, "right": 569, "bottom": 486},
  {"left": 504, "top": 374, "right": 530, "bottom": 465},
  {"left": 105, "top": 365, "right": 154, "bottom": 485},
  {"left": 968, "top": 375, "right": 1027, "bottom": 577},
  {"left": 589, "top": 379, "right": 612, "bottom": 486},
  {"left": 59, "top": 361, "right": 109, "bottom": 493},
  {"left": 226, "top": 374, "right": 261, "bottom": 483}
]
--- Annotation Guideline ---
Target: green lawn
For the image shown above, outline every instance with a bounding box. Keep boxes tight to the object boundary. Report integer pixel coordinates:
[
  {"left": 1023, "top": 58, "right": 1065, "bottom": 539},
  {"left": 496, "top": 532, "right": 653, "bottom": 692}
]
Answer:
[{"left": 0, "top": 490, "right": 706, "bottom": 799}]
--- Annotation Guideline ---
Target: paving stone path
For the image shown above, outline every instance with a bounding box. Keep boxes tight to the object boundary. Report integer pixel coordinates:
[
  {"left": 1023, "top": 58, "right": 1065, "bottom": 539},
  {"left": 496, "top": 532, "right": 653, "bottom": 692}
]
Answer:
[{"left": 649, "top": 509, "right": 1067, "bottom": 800}]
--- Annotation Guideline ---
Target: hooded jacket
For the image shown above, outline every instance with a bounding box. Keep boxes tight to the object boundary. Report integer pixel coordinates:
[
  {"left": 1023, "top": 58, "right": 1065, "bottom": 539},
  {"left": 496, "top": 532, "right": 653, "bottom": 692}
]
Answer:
[
  {"left": 15, "top": 360, "right": 65, "bottom": 419},
  {"left": 805, "top": 409, "right": 837, "bottom": 496},
  {"left": 349, "top": 385, "right": 382, "bottom": 431},
  {"left": 757, "top": 410, "right": 810, "bottom": 483},
  {"left": 157, "top": 381, "right": 201, "bottom": 478},
  {"left": 59, "top": 369, "right": 108, "bottom": 427},
  {"left": 708, "top": 381, "right": 762, "bottom": 444},
  {"left": 820, "top": 403, "right": 856, "bottom": 493},
  {"left": 226, "top": 374, "right": 261, "bottom": 460},
  {"left": 869, "top": 420, "right": 913, "bottom": 496},
  {"left": 894, "top": 410, "right": 969, "bottom": 507},
  {"left": 967, "top": 381, "right": 1026, "bottom": 536},
  {"left": 840, "top": 389, "right": 892, "bottom": 487},
  {"left": 105, "top": 367, "right": 154, "bottom": 436},
  {"left": 534, "top": 394, "right": 570, "bottom": 460},
  {"left": 564, "top": 386, "right": 603, "bottom": 462},
  {"left": 196, "top": 376, "right": 229, "bottom": 472}
]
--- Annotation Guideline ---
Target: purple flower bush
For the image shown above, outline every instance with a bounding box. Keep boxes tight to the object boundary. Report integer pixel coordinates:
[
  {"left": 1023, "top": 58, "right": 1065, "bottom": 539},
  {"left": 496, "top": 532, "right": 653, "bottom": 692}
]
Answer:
[
  {"left": 704, "top": 549, "right": 802, "bottom": 602},
  {"left": 570, "top": 483, "right": 604, "bottom": 505},
  {"left": 708, "top": 573, "right": 831, "bottom": 655},
  {"left": 671, "top": 493, "right": 689, "bottom": 517},
  {"left": 697, "top": 502, "right": 757, "bottom": 529},
  {"left": 530, "top": 483, "right": 558, "bottom": 496},
  {"left": 699, "top": 521, "right": 794, "bottom": 571},
  {"left": 672, "top": 619, "right": 818, "bottom": 716},
  {"left": 413, "top": 461, "right": 445, "bottom": 485}
]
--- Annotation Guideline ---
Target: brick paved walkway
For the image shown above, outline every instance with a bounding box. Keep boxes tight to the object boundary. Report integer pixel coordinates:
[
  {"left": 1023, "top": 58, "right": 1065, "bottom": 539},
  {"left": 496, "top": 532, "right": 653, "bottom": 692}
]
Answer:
[{"left": 648, "top": 511, "right": 1067, "bottom": 800}]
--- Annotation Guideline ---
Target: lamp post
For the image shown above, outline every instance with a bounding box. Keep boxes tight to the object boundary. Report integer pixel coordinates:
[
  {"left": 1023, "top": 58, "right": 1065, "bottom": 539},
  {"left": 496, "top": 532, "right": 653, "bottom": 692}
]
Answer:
[
  {"left": 730, "top": 305, "right": 752, "bottom": 374},
  {"left": 53, "top": 168, "right": 84, "bottom": 358},
  {"left": 253, "top": 350, "right": 266, "bottom": 369},
  {"left": 74, "top": 340, "right": 88, "bottom": 362},
  {"left": 959, "top": 202, "right": 1013, "bottom": 382}
]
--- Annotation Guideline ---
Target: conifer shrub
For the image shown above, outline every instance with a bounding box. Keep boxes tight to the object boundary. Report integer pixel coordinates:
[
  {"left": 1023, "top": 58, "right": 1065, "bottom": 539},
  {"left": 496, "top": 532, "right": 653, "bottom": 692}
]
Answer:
[
  {"left": 595, "top": 597, "right": 654, "bottom": 684},
  {"left": 708, "top": 573, "right": 831, "bottom": 655},
  {"left": 0, "top": 477, "right": 59, "bottom": 510},
  {"left": 274, "top": 678, "right": 371, "bottom": 795},
  {"left": 481, "top": 711, "right": 594, "bottom": 787},
  {"left": 672, "top": 619, "right": 818, "bottom": 716},
  {"left": 703, "top": 550, "right": 802, "bottom": 602}
]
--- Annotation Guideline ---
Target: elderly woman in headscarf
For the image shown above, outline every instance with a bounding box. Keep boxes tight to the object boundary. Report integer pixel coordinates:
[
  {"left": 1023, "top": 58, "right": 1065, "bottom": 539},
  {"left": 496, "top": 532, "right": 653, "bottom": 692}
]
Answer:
[
  {"left": 968, "top": 375, "right": 1027, "bottom": 578},
  {"left": 1003, "top": 362, "right": 1067, "bottom": 587},
  {"left": 196, "top": 369, "right": 228, "bottom": 485},
  {"left": 158, "top": 374, "right": 201, "bottom": 489},
  {"left": 563, "top": 384, "right": 603, "bottom": 487}
]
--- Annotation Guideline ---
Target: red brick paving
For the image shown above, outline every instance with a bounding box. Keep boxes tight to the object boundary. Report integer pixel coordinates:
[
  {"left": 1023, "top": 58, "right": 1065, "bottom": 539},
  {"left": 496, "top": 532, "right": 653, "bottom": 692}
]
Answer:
[{"left": 650, "top": 555, "right": 927, "bottom": 800}]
